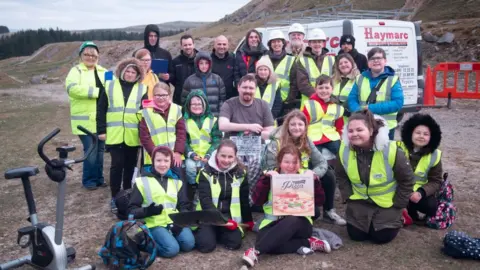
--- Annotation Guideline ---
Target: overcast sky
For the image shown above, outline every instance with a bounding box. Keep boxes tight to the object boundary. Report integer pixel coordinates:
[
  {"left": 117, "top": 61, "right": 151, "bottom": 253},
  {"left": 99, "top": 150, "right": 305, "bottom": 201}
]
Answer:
[{"left": 1, "top": 0, "right": 251, "bottom": 30}]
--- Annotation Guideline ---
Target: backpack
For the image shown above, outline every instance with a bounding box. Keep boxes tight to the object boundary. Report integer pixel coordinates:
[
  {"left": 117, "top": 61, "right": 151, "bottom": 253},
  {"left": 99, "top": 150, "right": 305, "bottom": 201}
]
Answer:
[
  {"left": 443, "top": 230, "right": 480, "bottom": 260},
  {"left": 98, "top": 217, "right": 157, "bottom": 269},
  {"left": 426, "top": 172, "right": 457, "bottom": 230},
  {"left": 115, "top": 189, "right": 133, "bottom": 220}
]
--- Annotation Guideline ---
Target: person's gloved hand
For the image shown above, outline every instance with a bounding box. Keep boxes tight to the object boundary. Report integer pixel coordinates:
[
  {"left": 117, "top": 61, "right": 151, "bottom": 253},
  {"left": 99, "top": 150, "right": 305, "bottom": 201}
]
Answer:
[
  {"left": 168, "top": 224, "right": 183, "bottom": 236},
  {"left": 244, "top": 221, "right": 255, "bottom": 231},
  {"left": 144, "top": 203, "right": 163, "bottom": 217},
  {"left": 225, "top": 219, "right": 238, "bottom": 231}
]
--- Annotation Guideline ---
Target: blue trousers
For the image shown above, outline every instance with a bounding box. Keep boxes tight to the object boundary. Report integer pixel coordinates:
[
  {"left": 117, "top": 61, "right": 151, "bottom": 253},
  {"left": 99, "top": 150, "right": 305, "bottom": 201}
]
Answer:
[
  {"left": 149, "top": 226, "right": 195, "bottom": 258},
  {"left": 78, "top": 135, "right": 105, "bottom": 188}
]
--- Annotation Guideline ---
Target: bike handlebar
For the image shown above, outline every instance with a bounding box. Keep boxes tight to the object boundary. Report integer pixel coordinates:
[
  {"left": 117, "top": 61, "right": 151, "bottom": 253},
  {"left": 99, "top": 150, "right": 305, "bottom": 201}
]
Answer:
[{"left": 37, "top": 125, "right": 97, "bottom": 167}]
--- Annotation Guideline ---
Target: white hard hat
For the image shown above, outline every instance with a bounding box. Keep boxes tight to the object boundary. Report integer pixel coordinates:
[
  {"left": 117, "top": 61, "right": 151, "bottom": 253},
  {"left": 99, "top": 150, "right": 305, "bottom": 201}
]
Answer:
[
  {"left": 288, "top": 23, "right": 305, "bottom": 35},
  {"left": 307, "top": 28, "right": 327, "bottom": 41},
  {"left": 268, "top": 30, "right": 286, "bottom": 42}
]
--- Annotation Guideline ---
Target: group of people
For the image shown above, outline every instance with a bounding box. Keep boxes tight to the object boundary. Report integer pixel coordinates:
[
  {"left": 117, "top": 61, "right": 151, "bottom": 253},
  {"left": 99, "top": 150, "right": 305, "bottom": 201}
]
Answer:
[{"left": 64, "top": 22, "right": 444, "bottom": 267}]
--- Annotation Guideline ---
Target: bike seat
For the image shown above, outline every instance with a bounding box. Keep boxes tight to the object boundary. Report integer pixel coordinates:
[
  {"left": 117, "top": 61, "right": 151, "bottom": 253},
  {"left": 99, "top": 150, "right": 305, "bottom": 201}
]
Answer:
[{"left": 5, "top": 166, "right": 39, "bottom": 180}]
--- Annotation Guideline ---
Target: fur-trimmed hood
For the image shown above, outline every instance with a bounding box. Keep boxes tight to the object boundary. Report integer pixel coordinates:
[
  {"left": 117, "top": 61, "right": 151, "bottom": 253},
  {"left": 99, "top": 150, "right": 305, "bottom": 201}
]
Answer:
[
  {"left": 115, "top": 58, "right": 144, "bottom": 83},
  {"left": 341, "top": 114, "right": 390, "bottom": 151},
  {"left": 401, "top": 113, "right": 442, "bottom": 154}
]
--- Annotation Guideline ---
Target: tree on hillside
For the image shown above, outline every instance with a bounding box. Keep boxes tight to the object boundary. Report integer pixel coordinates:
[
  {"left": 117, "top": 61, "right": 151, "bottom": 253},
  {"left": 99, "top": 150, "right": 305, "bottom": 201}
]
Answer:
[{"left": 0, "top": 26, "right": 9, "bottom": 34}]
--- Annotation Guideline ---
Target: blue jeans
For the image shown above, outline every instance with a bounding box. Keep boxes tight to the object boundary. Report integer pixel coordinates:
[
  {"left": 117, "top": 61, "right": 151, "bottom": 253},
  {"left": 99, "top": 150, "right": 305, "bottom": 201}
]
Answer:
[
  {"left": 184, "top": 158, "right": 204, "bottom": 185},
  {"left": 150, "top": 226, "right": 195, "bottom": 258},
  {"left": 78, "top": 135, "right": 105, "bottom": 188}
]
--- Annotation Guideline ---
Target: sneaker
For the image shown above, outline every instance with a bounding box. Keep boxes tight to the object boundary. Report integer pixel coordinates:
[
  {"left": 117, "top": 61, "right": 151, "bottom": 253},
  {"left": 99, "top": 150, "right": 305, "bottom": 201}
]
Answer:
[
  {"left": 97, "top": 182, "right": 108, "bottom": 188},
  {"left": 308, "top": 237, "right": 331, "bottom": 253},
  {"left": 242, "top": 248, "right": 259, "bottom": 267},
  {"left": 323, "top": 209, "right": 347, "bottom": 226},
  {"left": 296, "top": 246, "right": 314, "bottom": 255},
  {"left": 110, "top": 199, "right": 118, "bottom": 214}
]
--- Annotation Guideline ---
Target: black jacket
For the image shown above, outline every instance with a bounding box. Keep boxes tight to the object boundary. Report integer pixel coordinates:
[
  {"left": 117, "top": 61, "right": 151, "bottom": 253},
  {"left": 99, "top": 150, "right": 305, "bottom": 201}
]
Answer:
[
  {"left": 142, "top": 24, "right": 174, "bottom": 84},
  {"left": 197, "top": 156, "right": 252, "bottom": 223},
  {"left": 211, "top": 50, "right": 236, "bottom": 99},
  {"left": 171, "top": 49, "right": 198, "bottom": 105},
  {"left": 128, "top": 171, "right": 190, "bottom": 219},
  {"left": 338, "top": 48, "right": 368, "bottom": 73},
  {"left": 234, "top": 42, "right": 268, "bottom": 85}
]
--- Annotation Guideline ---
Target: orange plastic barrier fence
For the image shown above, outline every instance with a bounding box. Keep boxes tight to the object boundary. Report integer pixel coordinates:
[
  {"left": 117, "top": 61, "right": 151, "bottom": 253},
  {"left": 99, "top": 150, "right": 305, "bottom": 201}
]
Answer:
[{"left": 431, "top": 62, "right": 480, "bottom": 99}]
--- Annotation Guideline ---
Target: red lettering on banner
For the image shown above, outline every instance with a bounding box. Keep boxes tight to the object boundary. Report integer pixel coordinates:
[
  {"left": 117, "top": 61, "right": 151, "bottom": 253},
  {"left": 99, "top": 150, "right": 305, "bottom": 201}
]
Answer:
[{"left": 364, "top": 27, "right": 409, "bottom": 41}]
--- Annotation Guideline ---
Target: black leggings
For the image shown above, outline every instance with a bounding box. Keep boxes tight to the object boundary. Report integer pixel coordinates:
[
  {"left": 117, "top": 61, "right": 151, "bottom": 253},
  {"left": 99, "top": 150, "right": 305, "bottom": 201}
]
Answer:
[
  {"left": 407, "top": 195, "right": 438, "bottom": 217},
  {"left": 194, "top": 225, "right": 242, "bottom": 253},
  {"left": 347, "top": 223, "right": 399, "bottom": 244},
  {"left": 109, "top": 146, "right": 139, "bottom": 198},
  {"left": 321, "top": 168, "right": 336, "bottom": 211}
]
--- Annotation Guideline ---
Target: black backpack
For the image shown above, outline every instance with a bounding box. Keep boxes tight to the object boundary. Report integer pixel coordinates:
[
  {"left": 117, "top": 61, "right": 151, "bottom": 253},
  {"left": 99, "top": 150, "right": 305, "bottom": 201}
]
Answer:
[{"left": 115, "top": 189, "right": 133, "bottom": 220}]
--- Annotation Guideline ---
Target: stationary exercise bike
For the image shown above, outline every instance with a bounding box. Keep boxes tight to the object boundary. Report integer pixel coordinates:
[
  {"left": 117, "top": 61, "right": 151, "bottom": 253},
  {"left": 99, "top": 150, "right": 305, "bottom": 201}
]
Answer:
[{"left": 0, "top": 126, "right": 96, "bottom": 270}]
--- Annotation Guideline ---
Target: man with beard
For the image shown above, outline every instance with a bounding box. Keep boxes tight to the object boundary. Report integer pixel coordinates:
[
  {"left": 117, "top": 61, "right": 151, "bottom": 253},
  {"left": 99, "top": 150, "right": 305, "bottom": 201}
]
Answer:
[
  {"left": 171, "top": 34, "right": 198, "bottom": 105},
  {"left": 219, "top": 74, "right": 274, "bottom": 207},
  {"left": 211, "top": 35, "right": 237, "bottom": 99},
  {"left": 142, "top": 24, "right": 173, "bottom": 83},
  {"left": 234, "top": 29, "right": 268, "bottom": 86},
  {"left": 338, "top": 35, "right": 368, "bottom": 72}
]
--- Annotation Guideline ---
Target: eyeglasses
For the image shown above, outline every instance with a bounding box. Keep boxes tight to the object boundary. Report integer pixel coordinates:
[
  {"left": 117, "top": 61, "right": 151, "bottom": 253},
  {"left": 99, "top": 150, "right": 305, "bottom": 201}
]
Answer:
[
  {"left": 140, "top": 58, "right": 151, "bottom": 63},
  {"left": 190, "top": 103, "right": 203, "bottom": 107},
  {"left": 154, "top": 94, "right": 169, "bottom": 99},
  {"left": 369, "top": 56, "right": 385, "bottom": 62},
  {"left": 82, "top": 54, "right": 98, "bottom": 59}
]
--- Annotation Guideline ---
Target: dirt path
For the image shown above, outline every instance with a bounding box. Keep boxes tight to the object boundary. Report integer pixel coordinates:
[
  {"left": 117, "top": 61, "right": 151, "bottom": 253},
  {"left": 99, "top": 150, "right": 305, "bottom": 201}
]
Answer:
[
  {"left": 19, "top": 44, "right": 53, "bottom": 64},
  {"left": 0, "top": 84, "right": 479, "bottom": 269}
]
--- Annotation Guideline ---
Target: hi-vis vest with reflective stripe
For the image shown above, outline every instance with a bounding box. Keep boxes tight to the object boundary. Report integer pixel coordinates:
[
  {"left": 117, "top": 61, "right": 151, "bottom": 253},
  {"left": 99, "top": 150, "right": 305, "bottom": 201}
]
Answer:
[
  {"left": 65, "top": 63, "right": 108, "bottom": 135},
  {"left": 135, "top": 176, "right": 181, "bottom": 228},
  {"left": 298, "top": 55, "right": 335, "bottom": 107},
  {"left": 275, "top": 140, "right": 309, "bottom": 169},
  {"left": 186, "top": 117, "right": 217, "bottom": 158},
  {"left": 304, "top": 100, "right": 344, "bottom": 142},
  {"left": 357, "top": 75, "right": 399, "bottom": 129},
  {"left": 142, "top": 104, "right": 182, "bottom": 165},
  {"left": 339, "top": 141, "right": 398, "bottom": 208},
  {"left": 195, "top": 170, "right": 246, "bottom": 235},
  {"left": 255, "top": 82, "right": 279, "bottom": 111},
  {"left": 397, "top": 142, "right": 442, "bottom": 192},
  {"left": 333, "top": 78, "right": 356, "bottom": 103},
  {"left": 274, "top": 55, "right": 294, "bottom": 101},
  {"left": 105, "top": 80, "right": 145, "bottom": 146},
  {"left": 259, "top": 169, "right": 313, "bottom": 230}
]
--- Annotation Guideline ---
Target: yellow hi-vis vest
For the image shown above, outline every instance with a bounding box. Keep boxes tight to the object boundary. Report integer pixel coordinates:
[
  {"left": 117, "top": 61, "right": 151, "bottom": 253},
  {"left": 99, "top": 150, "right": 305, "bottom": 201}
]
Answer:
[
  {"left": 255, "top": 82, "right": 279, "bottom": 111},
  {"left": 259, "top": 169, "right": 313, "bottom": 230},
  {"left": 298, "top": 55, "right": 335, "bottom": 108},
  {"left": 105, "top": 80, "right": 145, "bottom": 146},
  {"left": 65, "top": 63, "right": 108, "bottom": 135},
  {"left": 135, "top": 176, "right": 182, "bottom": 228},
  {"left": 195, "top": 170, "right": 246, "bottom": 236},
  {"left": 275, "top": 140, "right": 309, "bottom": 169},
  {"left": 356, "top": 75, "right": 400, "bottom": 129},
  {"left": 274, "top": 55, "right": 294, "bottom": 101},
  {"left": 397, "top": 142, "right": 442, "bottom": 192},
  {"left": 186, "top": 117, "right": 217, "bottom": 158},
  {"left": 142, "top": 104, "right": 182, "bottom": 165},
  {"left": 339, "top": 141, "right": 398, "bottom": 208},
  {"left": 333, "top": 77, "right": 356, "bottom": 103},
  {"left": 304, "top": 100, "right": 344, "bottom": 142}
]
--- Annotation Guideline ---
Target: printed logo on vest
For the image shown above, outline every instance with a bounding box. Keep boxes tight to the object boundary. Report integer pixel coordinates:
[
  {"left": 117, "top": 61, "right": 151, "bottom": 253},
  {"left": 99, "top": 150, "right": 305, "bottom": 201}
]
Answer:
[
  {"left": 231, "top": 182, "right": 240, "bottom": 188},
  {"left": 373, "top": 173, "right": 384, "bottom": 179}
]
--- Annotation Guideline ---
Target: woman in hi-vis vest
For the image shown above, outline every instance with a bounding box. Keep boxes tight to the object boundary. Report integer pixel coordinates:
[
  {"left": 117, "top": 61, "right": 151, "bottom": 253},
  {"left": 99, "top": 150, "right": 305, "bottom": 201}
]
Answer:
[
  {"left": 194, "top": 139, "right": 253, "bottom": 253},
  {"left": 332, "top": 53, "right": 359, "bottom": 120},
  {"left": 134, "top": 48, "right": 160, "bottom": 100},
  {"left": 128, "top": 146, "right": 195, "bottom": 258},
  {"left": 65, "top": 41, "right": 108, "bottom": 190},
  {"left": 398, "top": 113, "right": 443, "bottom": 224},
  {"left": 97, "top": 58, "right": 146, "bottom": 213},
  {"left": 139, "top": 82, "right": 186, "bottom": 178},
  {"left": 242, "top": 145, "right": 329, "bottom": 268},
  {"left": 336, "top": 110, "right": 414, "bottom": 244}
]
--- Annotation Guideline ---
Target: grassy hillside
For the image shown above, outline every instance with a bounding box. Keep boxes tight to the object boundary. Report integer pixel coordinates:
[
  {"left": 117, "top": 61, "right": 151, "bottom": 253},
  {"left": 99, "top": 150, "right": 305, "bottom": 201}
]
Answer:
[{"left": 80, "top": 21, "right": 210, "bottom": 33}]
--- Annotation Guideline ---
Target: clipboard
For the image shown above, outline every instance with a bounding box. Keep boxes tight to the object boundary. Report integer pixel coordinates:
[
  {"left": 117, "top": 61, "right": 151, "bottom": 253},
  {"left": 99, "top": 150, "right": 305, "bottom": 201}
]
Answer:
[{"left": 151, "top": 59, "right": 169, "bottom": 74}]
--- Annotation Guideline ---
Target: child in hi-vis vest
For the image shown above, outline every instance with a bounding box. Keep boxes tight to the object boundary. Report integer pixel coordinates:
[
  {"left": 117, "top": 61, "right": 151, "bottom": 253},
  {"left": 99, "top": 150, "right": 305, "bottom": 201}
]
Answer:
[
  {"left": 183, "top": 90, "right": 222, "bottom": 194},
  {"left": 302, "top": 75, "right": 344, "bottom": 155}
]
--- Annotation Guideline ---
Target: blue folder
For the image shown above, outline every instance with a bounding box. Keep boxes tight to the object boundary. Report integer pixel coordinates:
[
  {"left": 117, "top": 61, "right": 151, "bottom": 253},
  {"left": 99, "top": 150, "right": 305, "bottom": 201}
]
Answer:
[{"left": 151, "top": 59, "right": 169, "bottom": 74}]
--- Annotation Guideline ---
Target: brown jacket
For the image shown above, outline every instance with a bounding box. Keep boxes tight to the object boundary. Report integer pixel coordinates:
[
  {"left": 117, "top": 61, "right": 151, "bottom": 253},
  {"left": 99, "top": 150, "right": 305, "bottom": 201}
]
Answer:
[
  {"left": 287, "top": 47, "right": 330, "bottom": 106},
  {"left": 335, "top": 116, "right": 415, "bottom": 232}
]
